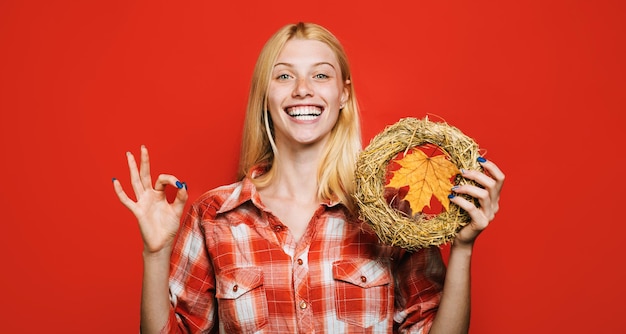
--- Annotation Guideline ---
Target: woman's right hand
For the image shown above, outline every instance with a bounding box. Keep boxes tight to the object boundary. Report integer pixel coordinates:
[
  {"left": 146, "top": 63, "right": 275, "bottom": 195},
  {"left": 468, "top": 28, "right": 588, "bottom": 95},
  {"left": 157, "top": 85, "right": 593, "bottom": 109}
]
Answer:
[{"left": 113, "top": 145, "right": 188, "bottom": 254}]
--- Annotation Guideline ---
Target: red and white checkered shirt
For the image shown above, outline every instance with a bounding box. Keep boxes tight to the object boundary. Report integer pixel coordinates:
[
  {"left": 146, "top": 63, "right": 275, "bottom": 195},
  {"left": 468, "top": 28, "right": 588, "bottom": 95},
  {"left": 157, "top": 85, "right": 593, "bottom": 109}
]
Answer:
[{"left": 162, "top": 169, "right": 445, "bottom": 333}]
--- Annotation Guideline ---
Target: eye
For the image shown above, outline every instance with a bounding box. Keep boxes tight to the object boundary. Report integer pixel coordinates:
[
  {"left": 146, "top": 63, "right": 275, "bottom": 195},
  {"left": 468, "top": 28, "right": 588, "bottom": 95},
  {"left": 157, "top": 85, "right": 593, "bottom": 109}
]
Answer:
[
  {"left": 314, "top": 73, "right": 329, "bottom": 79},
  {"left": 276, "top": 73, "right": 291, "bottom": 80}
]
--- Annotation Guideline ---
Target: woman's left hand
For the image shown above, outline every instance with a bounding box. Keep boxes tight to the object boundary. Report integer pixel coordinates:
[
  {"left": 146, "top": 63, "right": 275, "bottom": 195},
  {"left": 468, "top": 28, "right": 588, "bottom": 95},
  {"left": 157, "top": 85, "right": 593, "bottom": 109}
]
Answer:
[{"left": 448, "top": 158, "right": 505, "bottom": 247}]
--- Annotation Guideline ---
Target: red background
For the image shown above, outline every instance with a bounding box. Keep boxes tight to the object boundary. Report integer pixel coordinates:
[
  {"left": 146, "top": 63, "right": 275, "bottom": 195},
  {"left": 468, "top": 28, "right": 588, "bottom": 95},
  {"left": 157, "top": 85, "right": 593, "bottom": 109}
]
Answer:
[{"left": 1, "top": 0, "right": 624, "bottom": 332}]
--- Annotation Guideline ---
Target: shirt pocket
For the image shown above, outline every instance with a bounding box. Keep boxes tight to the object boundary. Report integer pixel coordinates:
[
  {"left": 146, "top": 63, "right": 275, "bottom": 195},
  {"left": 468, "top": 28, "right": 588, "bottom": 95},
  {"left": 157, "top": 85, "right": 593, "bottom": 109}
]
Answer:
[
  {"left": 332, "top": 258, "right": 392, "bottom": 328},
  {"left": 215, "top": 266, "right": 268, "bottom": 333}
]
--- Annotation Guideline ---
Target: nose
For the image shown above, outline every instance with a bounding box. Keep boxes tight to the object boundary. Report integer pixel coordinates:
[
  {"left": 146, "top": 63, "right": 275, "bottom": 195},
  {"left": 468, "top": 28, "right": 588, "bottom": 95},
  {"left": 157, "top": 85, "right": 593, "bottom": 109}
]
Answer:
[{"left": 292, "top": 77, "right": 313, "bottom": 98}]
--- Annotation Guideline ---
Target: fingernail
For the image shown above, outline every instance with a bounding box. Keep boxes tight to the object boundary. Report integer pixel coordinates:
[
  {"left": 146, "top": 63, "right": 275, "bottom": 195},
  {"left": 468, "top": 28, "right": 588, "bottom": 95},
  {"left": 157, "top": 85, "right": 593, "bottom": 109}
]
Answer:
[
  {"left": 460, "top": 168, "right": 467, "bottom": 174},
  {"left": 477, "top": 156, "right": 487, "bottom": 163},
  {"left": 182, "top": 182, "right": 188, "bottom": 190},
  {"left": 112, "top": 177, "right": 117, "bottom": 183},
  {"left": 451, "top": 186, "right": 459, "bottom": 191},
  {"left": 175, "top": 181, "right": 183, "bottom": 189},
  {"left": 448, "top": 194, "right": 456, "bottom": 199}
]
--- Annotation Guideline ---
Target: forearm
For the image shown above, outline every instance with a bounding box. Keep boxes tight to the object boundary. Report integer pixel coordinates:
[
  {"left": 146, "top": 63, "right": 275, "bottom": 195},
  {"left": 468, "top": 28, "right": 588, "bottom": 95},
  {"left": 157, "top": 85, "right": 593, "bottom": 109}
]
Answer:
[
  {"left": 141, "top": 247, "right": 174, "bottom": 334},
  {"left": 429, "top": 243, "right": 473, "bottom": 334}
]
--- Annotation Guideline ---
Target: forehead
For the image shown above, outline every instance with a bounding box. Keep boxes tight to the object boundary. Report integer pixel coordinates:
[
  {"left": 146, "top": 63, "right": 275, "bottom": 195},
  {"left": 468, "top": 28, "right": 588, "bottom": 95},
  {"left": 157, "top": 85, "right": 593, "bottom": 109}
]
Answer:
[{"left": 275, "top": 38, "right": 339, "bottom": 67}]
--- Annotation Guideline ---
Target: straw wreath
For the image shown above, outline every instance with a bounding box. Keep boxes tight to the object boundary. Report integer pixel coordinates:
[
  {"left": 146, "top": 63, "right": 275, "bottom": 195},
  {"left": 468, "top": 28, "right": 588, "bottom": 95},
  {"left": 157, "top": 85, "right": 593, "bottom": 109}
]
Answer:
[{"left": 354, "top": 117, "right": 482, "bottom": 250}]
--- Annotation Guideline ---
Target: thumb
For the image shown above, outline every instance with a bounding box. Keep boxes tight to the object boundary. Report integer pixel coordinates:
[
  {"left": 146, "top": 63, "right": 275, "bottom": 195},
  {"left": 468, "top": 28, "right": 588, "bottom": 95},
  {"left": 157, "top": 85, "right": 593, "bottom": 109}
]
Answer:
[{"left": 172, "top": 181, "right": 189, "bottom": 214}]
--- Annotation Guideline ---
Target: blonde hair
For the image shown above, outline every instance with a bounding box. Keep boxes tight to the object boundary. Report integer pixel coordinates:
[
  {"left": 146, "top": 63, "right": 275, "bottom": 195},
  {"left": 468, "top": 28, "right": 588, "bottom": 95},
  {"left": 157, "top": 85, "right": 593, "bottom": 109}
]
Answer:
[{"left": 238, "top": 22, "right": 362, "bottom": 214}]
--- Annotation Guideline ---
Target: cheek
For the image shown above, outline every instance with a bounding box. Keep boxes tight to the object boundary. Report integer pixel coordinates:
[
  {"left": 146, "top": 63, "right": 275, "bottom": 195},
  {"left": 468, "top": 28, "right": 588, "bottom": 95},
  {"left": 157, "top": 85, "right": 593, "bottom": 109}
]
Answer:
[
  {"left": 322, "top": 87, "right": 343, "bottom": 105},
  {"left": 267, "top": 96, "right": 279, "bottom": 112},
  {"left": 267, "top": 88, "right": 285, "bottom": 112}
]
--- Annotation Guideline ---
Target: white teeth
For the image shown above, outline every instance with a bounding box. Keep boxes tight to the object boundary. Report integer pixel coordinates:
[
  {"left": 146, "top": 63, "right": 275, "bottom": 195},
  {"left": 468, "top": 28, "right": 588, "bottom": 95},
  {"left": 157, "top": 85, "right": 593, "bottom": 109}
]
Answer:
[
  {"left": 287, "top": 106, "right": 322, "bottom": 118},
  {"left": 293, "top": 115, "right": 318, "bottom": 121}
]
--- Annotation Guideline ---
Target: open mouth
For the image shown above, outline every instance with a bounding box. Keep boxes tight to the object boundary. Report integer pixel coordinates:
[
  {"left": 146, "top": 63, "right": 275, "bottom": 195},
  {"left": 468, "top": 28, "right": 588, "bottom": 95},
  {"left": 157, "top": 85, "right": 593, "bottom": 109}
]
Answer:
[{"left": 286, "top": 106, "right": 322, "bottom": 121}]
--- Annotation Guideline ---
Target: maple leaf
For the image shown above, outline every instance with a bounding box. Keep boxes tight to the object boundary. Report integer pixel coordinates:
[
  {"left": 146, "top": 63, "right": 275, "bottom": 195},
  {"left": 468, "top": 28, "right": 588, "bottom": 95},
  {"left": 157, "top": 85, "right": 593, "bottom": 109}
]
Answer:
[{"left": 386, "top": 149, "right": 460, "bottom": 213}]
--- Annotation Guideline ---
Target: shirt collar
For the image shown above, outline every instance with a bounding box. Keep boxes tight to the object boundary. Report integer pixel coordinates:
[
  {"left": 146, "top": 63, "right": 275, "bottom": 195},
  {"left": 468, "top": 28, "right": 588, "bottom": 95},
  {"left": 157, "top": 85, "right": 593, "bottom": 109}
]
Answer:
[
  {"left": 216, "top": 164, "right": 343, "bottom": 214},
  {"left": 215, "top": 176, "right": 260, "bottom": 214}
]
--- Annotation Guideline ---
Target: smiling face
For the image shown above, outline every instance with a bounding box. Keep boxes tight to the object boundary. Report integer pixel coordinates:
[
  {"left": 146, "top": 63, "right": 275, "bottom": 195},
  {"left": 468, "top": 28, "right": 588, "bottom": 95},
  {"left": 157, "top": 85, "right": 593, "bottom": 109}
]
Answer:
[{"left": 267, "top": 38, "right": 349, "bottom": 151}]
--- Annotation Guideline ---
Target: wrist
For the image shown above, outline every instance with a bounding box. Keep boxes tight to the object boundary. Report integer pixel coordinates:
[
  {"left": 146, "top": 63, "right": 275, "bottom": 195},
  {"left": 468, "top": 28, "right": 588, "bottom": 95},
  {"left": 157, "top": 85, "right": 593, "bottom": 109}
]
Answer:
[
  {"left": 450, "top": 239, "right": 474, "bottom": 255},
  {"left": 142, "top": 245, "right": 173, "bottom": 261}
]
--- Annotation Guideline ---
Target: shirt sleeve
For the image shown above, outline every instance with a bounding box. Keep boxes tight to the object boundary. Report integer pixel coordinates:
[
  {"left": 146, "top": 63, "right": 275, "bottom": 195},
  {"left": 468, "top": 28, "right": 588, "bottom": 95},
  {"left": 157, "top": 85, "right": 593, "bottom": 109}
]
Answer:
[
  {"left": 161, "top": 200, "right": 219, "bottom": 334},
  {"left": 393, "top": 246, "right": 446, "bottom": 334}
]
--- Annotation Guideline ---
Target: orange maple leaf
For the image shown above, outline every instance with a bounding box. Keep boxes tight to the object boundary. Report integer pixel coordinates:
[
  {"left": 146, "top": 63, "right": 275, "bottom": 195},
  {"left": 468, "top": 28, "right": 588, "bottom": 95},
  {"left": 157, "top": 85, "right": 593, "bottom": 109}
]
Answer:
[{"left": 386, "top": 149, "right": 460, "bottom": 213}]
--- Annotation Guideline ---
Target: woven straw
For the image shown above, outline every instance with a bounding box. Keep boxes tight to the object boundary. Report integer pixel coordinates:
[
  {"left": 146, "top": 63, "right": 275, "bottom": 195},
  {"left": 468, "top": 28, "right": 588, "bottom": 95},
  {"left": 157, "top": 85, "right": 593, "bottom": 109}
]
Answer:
[{"left": 354, "top": 117, "right": 482, "bottom": 250}]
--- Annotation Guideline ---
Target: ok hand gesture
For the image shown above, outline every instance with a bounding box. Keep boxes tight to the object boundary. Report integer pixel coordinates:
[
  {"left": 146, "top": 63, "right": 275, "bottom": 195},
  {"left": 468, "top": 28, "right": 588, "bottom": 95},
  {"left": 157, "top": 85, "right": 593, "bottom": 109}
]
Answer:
[{"left": 112, "top": 146, "right": 188, "bottom": 254}]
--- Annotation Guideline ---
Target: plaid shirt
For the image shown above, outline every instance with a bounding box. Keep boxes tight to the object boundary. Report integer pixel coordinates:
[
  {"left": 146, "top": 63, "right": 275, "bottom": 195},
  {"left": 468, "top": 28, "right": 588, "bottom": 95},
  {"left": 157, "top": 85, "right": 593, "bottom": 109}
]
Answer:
[{"left": 162, "top": 169, "right": 445, "bottom": 334}]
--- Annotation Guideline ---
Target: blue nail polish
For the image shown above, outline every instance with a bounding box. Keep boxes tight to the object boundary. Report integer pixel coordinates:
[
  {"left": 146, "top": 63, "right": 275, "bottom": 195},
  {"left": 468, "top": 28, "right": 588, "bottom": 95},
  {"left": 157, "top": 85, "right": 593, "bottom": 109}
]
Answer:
[
  {"left": 175, "top": 181, "right": 183, "bottom": 189},
  {"left": 451, "top": 186, "right": 459, "bottom": 191},
  {"left": 477, "top": 156, "right": 487, "bottom": 163},
  {"left": 448, "top": 194, "right": 456, "bottom": 199},
  {"left": 112, "top": 177, "right": 117, "bottom": 183},
  {"left": 182, "top": 182, "right": 188, "bottom": 190}
]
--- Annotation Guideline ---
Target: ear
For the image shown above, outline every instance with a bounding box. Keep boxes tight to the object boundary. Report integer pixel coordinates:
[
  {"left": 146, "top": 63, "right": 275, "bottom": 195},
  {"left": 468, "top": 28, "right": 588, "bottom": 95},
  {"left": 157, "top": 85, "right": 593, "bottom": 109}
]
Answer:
[{"left": 341, "top": 79, "right": 351, "bottom": 108}]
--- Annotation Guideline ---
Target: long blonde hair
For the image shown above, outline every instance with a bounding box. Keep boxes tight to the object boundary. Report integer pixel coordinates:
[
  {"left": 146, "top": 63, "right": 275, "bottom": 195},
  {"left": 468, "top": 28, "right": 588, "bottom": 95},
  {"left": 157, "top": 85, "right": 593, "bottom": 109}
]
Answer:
[{"left": 238, "top": 22, "right": 361, "bottom": 214}]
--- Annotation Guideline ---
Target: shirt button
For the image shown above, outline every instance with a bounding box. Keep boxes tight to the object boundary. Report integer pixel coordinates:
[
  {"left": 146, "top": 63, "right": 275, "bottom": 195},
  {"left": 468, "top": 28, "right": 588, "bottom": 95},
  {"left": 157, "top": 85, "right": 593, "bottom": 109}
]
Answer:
[
  {"left": 299, "top": 301, "right": 308, "bottom": 309},
  {"left": 297, "top": 259, "right": 303, "bottom": 265},
  {"left": 232, "top": 284, "right": 238, "bottom": 292},
  {"left": 360, "top": 276, "right": 367, "bottom": 283}
]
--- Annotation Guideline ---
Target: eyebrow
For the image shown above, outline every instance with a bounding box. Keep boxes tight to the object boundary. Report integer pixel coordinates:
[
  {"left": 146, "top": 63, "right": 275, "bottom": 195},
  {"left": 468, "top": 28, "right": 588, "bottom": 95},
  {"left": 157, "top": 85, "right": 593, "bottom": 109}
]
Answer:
[{"left": 273, "top": 62, "right": 336, "bottom": 69}]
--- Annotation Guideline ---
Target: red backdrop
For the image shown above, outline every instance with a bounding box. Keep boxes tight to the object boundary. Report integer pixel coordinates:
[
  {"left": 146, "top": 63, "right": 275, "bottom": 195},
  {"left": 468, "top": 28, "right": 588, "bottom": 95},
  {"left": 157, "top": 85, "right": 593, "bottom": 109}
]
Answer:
[{"left": 1, "top": 0, "right": 624, "bottom": 332}]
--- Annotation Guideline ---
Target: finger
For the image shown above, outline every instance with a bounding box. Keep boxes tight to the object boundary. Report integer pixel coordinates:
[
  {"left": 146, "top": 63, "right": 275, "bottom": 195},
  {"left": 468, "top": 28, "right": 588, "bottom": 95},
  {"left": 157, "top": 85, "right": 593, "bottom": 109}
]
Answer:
[
  {"left": 139, "top": 145, "right": 153, "bottom": 190},
  {"left": 460, "top": 168, "right": 496, "bottom": 191},
  {"left": 112, "top": 178, "right": 137, "bottom": 212},
  {"left": 172, "top": 182, "right": 189, "bottom": 214},
  {"left": 449, "top": 194, "right": 489, "bottom": 231},
  {"left": 478, "top": 158, "right": 505, "bottom": 191},
  {"left": 477, "top": 158, "right": 505, "bottom": 207},
  {"left": 154, "top": 174, "right": 183, "bottom": 192},
  {"left": 452, "top": 184, "right": 490, "bottom": 206},
  {"left": 154, "top": 174, "right": 188, "bottom": 213},
  {"left": 452, "top": 184, "right": 497, "bottom": 221},
  {"left": 126, "top": 151, "right": 144, "bottom": 197}
]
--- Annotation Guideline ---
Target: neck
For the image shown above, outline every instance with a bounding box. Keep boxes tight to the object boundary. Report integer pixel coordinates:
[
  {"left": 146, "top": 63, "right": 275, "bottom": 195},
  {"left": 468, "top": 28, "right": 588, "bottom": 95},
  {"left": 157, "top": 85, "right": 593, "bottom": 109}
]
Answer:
[{"left": 265, "top": 139, "right": 326, "bottom": 202}]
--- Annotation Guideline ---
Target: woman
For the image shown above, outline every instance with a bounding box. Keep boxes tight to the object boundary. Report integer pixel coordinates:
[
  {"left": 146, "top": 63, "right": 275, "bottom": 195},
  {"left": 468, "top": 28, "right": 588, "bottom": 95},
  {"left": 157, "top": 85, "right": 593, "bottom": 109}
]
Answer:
[{"left": 113, "top": 22, "right": 505, "bottom": 333}]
